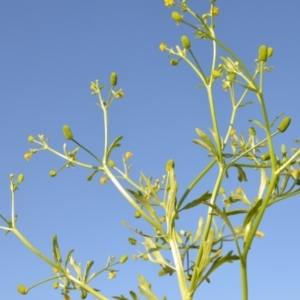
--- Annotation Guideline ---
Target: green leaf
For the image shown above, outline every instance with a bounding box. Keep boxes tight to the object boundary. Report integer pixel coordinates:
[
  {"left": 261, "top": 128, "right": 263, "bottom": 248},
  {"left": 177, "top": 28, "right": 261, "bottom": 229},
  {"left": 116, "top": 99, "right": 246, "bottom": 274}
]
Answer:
[
  {"left": 127, "top": 189, "right": 160, "bottom": 224},
  {"left": 201, "top": 251, "right": 239, "bottom": 284},
  {"left": 137, "top": 275, "right": 159, "bottom": 300},
  {"left": 83, "top": 260, "right": 94, "bottom": 282},
  {"left": 248, "top": 119, "right": 265, "bottom": 130},
  {"left": 64, "top": 249, "right": 75, "bottom": 268},
  {"left": 235, "top": 165, "right": 248, "bottom": 182},
  {"left": 195, "top": 128, "right": 219, "bottom": 159},
  {"left": 237, "top": 101, "right": 254, "bottom": 108},
  {"left": 243, "top": 199, "right": 263, "bottom": 228},
  {"left": 112, "top": 295, "right": 130, "bottom": 300},
  {"left": 269, "top": 112, "right": 285, "bottom": 128},
  {"left": 87, "top": 170, "right": 98, "bottom": 181},
  {"left": 129, "top": 291, "right": 140, "bottom": 300},
  {"left": 223, "top": 209, "right": 248, "bottom": 216},
  {"left": 106, "top": 136, "right": 123, "bottom": 160},
  {"left": 69, "top": 256, "right": 82, "bottom": 279},
  {"left": 52, "top": 234, "right": 62, "bottom": 264},
  {"left": 193, "top": 139, "right": 211, "bottom": 151},
  {"left": 193, "top": 217, "right": 204, "bottom": 243},
  {"left": 179, "top": 191, "right": 212, "bottom": 212}
]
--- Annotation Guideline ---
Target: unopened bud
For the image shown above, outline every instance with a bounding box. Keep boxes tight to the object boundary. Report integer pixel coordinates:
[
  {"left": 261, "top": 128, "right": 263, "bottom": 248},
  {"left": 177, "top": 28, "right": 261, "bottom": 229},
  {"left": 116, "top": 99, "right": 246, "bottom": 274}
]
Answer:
[{"left": 63, "top": 125, "right": 73, "bottom": 140}]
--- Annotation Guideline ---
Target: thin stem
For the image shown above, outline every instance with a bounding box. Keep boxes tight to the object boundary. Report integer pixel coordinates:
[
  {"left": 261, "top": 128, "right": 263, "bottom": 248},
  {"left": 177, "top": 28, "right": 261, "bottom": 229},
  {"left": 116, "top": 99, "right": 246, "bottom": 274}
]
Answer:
[
  {"left": 13, "top": 228, "right": 58, "bottom": 269},
  {"left": 72, "top": 139, "right": 103, "bottom": 165}
]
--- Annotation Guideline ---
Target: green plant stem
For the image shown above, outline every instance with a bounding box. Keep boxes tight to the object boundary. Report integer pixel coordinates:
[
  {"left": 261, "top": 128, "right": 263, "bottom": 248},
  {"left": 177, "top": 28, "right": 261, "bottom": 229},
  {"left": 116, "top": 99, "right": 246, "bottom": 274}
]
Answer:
[
  {"left": 206, "top": 86, "right": 222, "bottom": 161},
  {"left": 240, "top": 258, "right": 248, "bottom": 300},
  {"left": 169, "top": 235, "right": 191, "bottom": 300},
  {"left": 13, "top": 228, "right": 108, "bottom": 299},
  {"left": 13, "top": 228, "right": 59, "bottom": 269},
  {"left": 189, "top": 167, "right": 224, "bottom": 294},
  {"left": 104, "top": 166, "right": 164, "bottom": 233},
  {"left": 102, "top": 106, "right": 109, "bottom": 163}
]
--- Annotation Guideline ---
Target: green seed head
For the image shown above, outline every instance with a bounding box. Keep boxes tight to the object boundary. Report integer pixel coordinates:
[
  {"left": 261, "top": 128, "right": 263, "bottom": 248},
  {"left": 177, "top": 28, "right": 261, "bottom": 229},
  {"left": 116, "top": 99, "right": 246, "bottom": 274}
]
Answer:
[
  {"left": 249, "top": 127, "right": 256, "bottom": 136},
  {"left": 28, "top": 135, "right": 34, "bottom": 142},
  {"left": 267, "top": 47, "right": 274, "bottom": 58},
  {"left": 63, "top": 125, "right": 73, "bottom": 140},
  {"left": 181, "top": 35, "right": 191, "bottom": 49},
  {"left": 228, "top": 73, "right": 236, "bottom": 81},
  {"left": 17, "top": 284, "right": 28, "bottom": 295},
  {"left": 128, "top": 237, "right": 137, "bottom": 245},
  {"left": 166, "top": 159, "right": 175, "bottom": 172},
  {"left": 18, "top": 174, "right": 25, "bottom": 182},
  {"left": 258, "top": 45, "right": 268, "bottom": 62},
  {"left": 170, "top": 59, "right": 178, "bottom": 66},
  {"left": 261, "top": 152, "right": 271, "bottom": 161},
  {"left": 108, "top": 160, "right": 115, "bottom": 168},
  {"left": 281, "top": 144, "right": 287, "bottom": 154},
  {"left": 110, "top": 72, "right": 117, "bottom": 86},
  {"left": 171, "top": 11, "right": 183, "bottom": 23},
  {"left": 119, "top": 254, "right": 128, "bottom": 263},
  {"left": 278, "top": 117, "right": 291, "bottom": 133}
]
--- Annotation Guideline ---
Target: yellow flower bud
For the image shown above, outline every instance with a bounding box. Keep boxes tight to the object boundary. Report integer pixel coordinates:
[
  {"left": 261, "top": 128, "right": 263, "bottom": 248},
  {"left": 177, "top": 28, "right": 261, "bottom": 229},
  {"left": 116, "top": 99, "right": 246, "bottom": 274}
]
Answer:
[
  {"left": 142, "top": 254, "right": 148, "bottom": 260},
  {"left": 108, "top": 160, "right": 115, "bottom": 168},
  {"left": 100, "top": 177, "right": 108, "bottom": 185},
  {"left": 125, "top": 152, "right": 133, "bottom": 159},
  {"left": 53, "top": 281, "right": 59, "bottom": 289},
  {"left": 170, "top": 59, "right": 178, "bottom": 66},
  {"left": 63, "top": 125, "right": 73, "bottom": 140},
  {"left": 28, "top": 135, "right": 34, "bottom": 142},
  {"left": 110, "top": 72, "right": 117, "bottom": 86},
  {"left": 212, "top": 70, "right": 221, "bottom": 78},
  {"left": 171, "top": 11, "right": 183, "bottom": 23},
  {"left": 134, "top": 211, "right": 141, "bottom": 218},
  {"left": 108, "top": 271, "right": 117, "bottom": 279},
  {"left": 17, "top": 284, "right": 28, "bottom": 295},
  {"left": 278, "top": 117, "right": 291, "bottom": 133},
  {"left": 159, "top": 43, "right": 167, "bottom": 51},
  {"left": 49, "top": 170, "right": 57, "bottom": 177},
  {"left": 181, "top": 35, "right": 191, "bottom": 49},
  {"left": 258, "top": 45, "right": 268, "bottom": 62}
]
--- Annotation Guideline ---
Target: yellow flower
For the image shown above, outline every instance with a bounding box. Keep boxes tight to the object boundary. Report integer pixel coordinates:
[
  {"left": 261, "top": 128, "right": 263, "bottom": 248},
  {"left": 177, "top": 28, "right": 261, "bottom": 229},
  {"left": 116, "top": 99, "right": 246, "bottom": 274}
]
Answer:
[
  {"left": 164, "top": 0, "right": 175, "bottom": 7},
  {"left": 113, "top": 89, "right": 124, "bottom": 98},
  {"left": 222, "top": 79, "right": 231, "bottom": 91},
  {"left": 256, "top": 230, "right": 265, "bottom": 239},
  {"left": 90, "top": 80, "right": 99, "bottom": 95},
  {"left": 230, "top": 128, "right": 236, "bottom": 136},
  {"left": 100, "top": 177, "right": 108, "bottom": 185},
  {"left": 24, "top": 152, "right": 32, "bottom": 161},
  {"left": 125, "top": 151, "right": 133, "bottom": 159},
  {"left": 212, "top": 7, "right": 219, "bottom": 16},
  {"left": 159, "top": 43, "right": 167, "bottom": 51},
  {"left": 108, "top": 271, "right": 117, "bottom": 279}
]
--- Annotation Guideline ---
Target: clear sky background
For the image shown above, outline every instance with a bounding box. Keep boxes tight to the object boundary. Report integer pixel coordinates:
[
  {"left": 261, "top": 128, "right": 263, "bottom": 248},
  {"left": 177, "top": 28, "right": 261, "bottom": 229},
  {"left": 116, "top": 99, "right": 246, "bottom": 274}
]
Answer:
[{"left": 1, "top": 1, "right": 300, "bottom": 299}]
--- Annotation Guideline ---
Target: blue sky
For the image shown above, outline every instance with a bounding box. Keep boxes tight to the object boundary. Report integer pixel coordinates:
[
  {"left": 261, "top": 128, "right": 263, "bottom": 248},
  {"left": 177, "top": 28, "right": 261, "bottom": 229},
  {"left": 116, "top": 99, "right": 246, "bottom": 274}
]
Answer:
[{"left": 1, "top": 1, "right": 300, "bottom": 299}]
